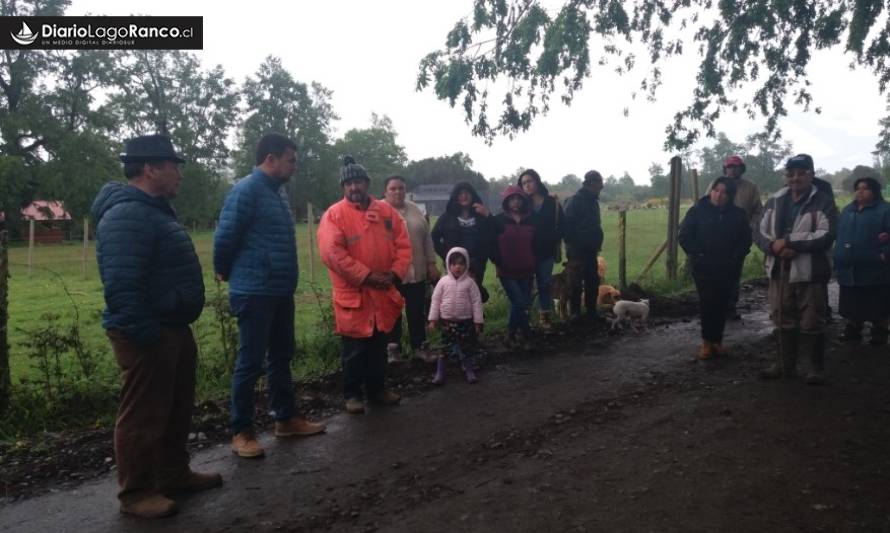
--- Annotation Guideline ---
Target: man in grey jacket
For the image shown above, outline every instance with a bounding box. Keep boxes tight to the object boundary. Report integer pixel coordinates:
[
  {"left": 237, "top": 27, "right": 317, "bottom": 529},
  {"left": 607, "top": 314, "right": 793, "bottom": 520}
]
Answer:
[{"left": 755, "top": 154, "right": 837, "bottom": 384}]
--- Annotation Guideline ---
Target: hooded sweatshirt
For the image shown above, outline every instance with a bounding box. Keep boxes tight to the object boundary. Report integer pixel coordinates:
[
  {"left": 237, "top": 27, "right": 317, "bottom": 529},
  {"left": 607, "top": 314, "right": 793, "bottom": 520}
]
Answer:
[
  {"left": 428, "top": 247, "right": 484, "bottom": 323},
  {"left": 493, "top": 186, "right": 536, "bottom": 279},
  {"left": 430, "top": 182, "right": 503, "bottom": 279},
  {"left": 91, "top": 181, "right": 205, "bottom": 345}
]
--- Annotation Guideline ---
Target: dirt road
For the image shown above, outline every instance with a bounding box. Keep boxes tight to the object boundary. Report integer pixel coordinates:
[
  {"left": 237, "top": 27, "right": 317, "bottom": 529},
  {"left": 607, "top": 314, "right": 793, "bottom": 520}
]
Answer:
[{"left": 3, "top": 283, "right": 890, "bottom": 532}]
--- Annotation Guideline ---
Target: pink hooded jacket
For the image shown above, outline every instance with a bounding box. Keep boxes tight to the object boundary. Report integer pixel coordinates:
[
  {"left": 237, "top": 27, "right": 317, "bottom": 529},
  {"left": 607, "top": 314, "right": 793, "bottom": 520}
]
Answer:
[{"left": 428, "top": 247, "right": 484, "bottom": 324}]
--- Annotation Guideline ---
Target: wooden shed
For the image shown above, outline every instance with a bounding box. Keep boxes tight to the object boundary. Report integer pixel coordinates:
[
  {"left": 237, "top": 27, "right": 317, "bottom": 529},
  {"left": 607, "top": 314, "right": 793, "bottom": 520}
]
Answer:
[{"left": 20, "top": 201, "right": 72, "bottom": 244}]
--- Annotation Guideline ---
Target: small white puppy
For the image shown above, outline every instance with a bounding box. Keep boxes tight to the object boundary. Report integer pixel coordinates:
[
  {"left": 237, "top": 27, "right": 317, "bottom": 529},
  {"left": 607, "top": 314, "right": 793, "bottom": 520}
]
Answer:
[{"left": 609, "top": 299, "right": 650, "bottom": 332}]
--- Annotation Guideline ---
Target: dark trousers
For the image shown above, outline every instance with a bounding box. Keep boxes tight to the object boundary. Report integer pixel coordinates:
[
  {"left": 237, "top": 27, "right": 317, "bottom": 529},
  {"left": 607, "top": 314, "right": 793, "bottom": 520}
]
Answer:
[
  {"left": 108, "top": 326, "right": 196, "bottom": 502},
  {"left": 342, "top": 328, "right": 388, "bottom": 400},
  {"left": 567, "top": 254, "right": 600, "bottom": 316},
  {"left": 389, "top": 281, "right": 427, "bottom": 350},
  {"left": 694, "top": 276, "right": 735, "bottom": 343},
  {"left": 500, "top": 277, "right": 533, "bottom": 335},
  {"left": 727, "top": 257, "right": 745, "bottom": 312},
  {"left": 229, "top": 294, "right": 296, "bottom": 434}
]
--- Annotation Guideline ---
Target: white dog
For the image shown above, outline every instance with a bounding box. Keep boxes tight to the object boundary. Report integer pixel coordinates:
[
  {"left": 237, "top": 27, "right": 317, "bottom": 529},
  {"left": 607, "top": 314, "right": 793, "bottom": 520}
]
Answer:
[{"left": 609, "top": 299, "right": 650, "bottom": 332}]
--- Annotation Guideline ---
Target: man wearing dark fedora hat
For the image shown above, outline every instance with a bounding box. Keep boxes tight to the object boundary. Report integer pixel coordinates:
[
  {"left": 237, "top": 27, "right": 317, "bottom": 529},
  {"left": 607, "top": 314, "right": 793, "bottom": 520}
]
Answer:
[{"left": 91, "top": 134, "right": 221, "bottom": 519}]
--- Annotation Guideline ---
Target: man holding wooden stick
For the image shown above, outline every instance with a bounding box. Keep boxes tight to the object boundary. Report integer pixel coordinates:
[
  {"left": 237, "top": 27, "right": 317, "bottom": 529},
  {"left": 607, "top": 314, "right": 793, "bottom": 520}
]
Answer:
[{"left": 755, "top": 154, "right": 837, "bottom": 384}]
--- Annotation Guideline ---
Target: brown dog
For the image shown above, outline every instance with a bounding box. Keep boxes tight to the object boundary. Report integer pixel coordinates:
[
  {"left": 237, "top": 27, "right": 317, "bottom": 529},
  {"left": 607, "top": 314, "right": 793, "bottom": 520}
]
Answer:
[
  {"left": 597, "top": 284, "right": 621, "bottom": 307},
  {"left": 551, "top": 257, "right": 612, "bottom": 319}
]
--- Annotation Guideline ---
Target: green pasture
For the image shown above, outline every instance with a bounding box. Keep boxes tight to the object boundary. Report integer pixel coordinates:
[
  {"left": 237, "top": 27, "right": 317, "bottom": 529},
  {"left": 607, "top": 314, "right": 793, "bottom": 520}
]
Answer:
[{"left": 2, "top": 203, "right": 768, "bottom": 437}]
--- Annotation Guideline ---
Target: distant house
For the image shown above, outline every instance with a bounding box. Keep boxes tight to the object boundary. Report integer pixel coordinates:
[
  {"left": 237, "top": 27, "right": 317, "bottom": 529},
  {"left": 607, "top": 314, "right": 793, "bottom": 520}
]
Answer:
[
  {"left": 409, "top": 185, "right": 452, "bottom": 218},
  {"left": 21, "top": 201, "right": 72, "bottom": 244},
  {"left": 409, "top": 184, "right": 501, "bottom": 218}
]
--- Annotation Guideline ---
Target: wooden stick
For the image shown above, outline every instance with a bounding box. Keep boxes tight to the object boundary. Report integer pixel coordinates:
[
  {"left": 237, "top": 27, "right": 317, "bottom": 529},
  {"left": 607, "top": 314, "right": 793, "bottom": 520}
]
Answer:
[
  {"left": 618, "top": 209, "right": 627, "bottom": 291},
  {"left": 637, "top": 240, "right": 668, "bottom": 282},
  {"left": 27, "top": 219, "right": 35, "bottom": 276},
  {"left": 82, "top": 217, "right": 89, "bottom": 280},
  {"left": 307, "top": 203, "right": 315, "bottom": 284}
]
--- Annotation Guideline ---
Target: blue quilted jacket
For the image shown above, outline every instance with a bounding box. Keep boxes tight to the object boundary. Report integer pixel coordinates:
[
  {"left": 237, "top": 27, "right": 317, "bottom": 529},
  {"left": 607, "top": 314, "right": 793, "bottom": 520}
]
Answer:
[
  {"left": 213, "top": 169, "right": 298, "bottom": 296},
  {"left": 91, "top": 181, "right": 205, "bottom": 345},
  {"left": 833, "top": 199, "right": 890, "bottom": 287}
]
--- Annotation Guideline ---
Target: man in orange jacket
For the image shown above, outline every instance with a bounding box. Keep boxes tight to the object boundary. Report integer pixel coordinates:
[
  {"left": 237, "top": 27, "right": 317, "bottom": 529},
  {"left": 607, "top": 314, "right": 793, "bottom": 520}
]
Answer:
[{"left": 318, "top": 156, "right": 412, "bottom": 414}]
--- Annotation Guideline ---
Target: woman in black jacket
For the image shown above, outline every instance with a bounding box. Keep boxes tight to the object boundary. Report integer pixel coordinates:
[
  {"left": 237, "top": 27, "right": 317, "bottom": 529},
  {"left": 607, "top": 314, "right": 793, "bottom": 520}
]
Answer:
[
  {"left": 431, "top": 182, "right": 503, "bottom": 302},
  {"left": 518, "top": 169, "right": 564, "bottom": 329},
  {"left": 679, "top": 177, "right": 753, "bottom": 359}
]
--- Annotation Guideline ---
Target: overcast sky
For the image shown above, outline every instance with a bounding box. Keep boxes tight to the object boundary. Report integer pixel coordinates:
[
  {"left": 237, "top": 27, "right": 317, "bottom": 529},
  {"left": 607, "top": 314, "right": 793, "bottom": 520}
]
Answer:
[{"left": 68, "top": 0, "right": 888, "bottom": 184}]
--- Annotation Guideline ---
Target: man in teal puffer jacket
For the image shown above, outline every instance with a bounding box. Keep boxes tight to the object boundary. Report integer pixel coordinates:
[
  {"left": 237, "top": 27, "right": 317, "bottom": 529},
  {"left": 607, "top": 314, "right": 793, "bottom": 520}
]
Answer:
[
  {"left": 214, "top": 132, "right": 325, "bottom": 459},
  {"left": 93, "top": 134, "right": 221, "bottom": 519}
]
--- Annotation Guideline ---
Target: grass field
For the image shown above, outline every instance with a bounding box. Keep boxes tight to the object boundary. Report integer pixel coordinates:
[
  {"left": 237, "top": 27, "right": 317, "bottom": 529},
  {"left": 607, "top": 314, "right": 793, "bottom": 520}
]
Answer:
[{"left": 1, "top": 202, "right": 767, "bottom": 437}]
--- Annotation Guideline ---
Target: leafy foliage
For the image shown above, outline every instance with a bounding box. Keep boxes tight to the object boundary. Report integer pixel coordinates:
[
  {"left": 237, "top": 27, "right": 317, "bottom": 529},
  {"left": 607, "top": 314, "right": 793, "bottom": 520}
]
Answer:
[
  {"left": 402, "top": 152, "right": 489, "bottom": 192},
  {"left": 235, "top": 56, "right": 340, "bottom": 212},
  {"left": 333, "top": 114, "right": 407, "bottom": 197},
  {"left": 418, "top": 0, "right": 890, "bottom": 150}
]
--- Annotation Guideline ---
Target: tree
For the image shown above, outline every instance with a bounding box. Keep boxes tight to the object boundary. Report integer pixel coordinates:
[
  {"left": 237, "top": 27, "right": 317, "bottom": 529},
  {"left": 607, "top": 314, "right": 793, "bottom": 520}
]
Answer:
[
  {"left": 0, "top": 1, "right": 84, "bottom": 227},
  {"left": 333, "top": 114, "right": 407, "bottom": 198},
  {"left": 105, "top": 50, "right": 241, "bottom": 225},
  {"left": 649, "top": 163, "right": 669, "bottom": 198},
  {"left": 402, "top": 152, "right": 489, "bottom": 192},
  {"left": 843, "top": 164, "right": 880, "bottom": 190},
  {"left": 743, "top": 132, "right": 793, "bottom": 193},
  {"left": 108, "top": 50, "right": 239, "bottom": 168},
  {"left": 418, "top": 1, "right": 890, "bottom": 150},
  {"left": 695, "top": 133, "right": 744, "bottom": 183},
  {"left": 236, "top": 56, "right": 340, "bottom": 211}
]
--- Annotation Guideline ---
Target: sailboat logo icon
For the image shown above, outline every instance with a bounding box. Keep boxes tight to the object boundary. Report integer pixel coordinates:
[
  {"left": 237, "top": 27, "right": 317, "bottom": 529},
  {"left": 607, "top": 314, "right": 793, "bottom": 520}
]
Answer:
[{"left": 11, "top": 21, "right": 38, "bottom": 46}]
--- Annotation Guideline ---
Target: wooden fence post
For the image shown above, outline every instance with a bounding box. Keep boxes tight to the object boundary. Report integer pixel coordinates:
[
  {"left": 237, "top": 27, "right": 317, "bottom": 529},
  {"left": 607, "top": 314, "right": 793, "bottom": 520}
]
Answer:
[
  {"left": 0, "top": 230, "right": 9, "bottom": 414},
  {"left": 666, "top": 156, "right": 682, "bottom": 281},
  {"left": 307, "top": 203, "right": 316, "bottom": 284},
  {"left": 27, "top": 219, "right": 35, "bottom": 276},
  {"left": 618, "top": 209, "right": 627, "bottom": 291},
  {"left": 82, "top": 217, "right": 89, "bottom": 280},
  {"left": 691, "top": 168, "right": 700, "bottom": 202}
]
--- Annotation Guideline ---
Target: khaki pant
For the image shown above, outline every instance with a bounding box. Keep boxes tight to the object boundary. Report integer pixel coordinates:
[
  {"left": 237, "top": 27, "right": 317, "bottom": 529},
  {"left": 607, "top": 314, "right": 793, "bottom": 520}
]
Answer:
[
  {"left": 108, "top": 325, "right": 197, "bottom": 502},
  {"left": 768, "top": 274, "right": 828, "bottom": 333}
]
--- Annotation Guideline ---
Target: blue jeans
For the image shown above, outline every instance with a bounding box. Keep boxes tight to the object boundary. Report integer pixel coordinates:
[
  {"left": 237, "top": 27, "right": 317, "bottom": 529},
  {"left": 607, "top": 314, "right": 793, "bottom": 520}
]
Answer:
[
  {"left": 535, "top": 257, "right": 555, "bottom": 312},
  {"left": 500, "top": 277, "right": 532, "bottom": 335},
  {"left": 229, "top": 294, "right": 296, "bottom": 434}
]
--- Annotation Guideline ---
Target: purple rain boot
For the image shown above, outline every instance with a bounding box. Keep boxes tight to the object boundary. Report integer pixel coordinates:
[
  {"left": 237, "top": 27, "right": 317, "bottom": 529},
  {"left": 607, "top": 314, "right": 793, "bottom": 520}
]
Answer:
[
  {"left": 431, "top": 357, "right": 446, "bottom": 385},
  {"left": 463, "top": 358, "right": 478, "bottom": 384}
]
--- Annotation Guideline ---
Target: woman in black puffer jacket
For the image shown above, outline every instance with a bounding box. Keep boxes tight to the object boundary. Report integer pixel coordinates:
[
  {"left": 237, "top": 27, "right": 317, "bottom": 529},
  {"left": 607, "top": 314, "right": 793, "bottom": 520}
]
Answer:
[{"left": 679, "top": 177, "right": 753, "bottom": 360}]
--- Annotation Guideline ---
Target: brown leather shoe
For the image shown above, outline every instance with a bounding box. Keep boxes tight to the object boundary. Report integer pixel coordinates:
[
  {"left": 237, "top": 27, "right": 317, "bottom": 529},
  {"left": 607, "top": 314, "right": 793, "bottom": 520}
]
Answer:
[
  {"left": 162, "top": 470, "right": 223, "bottom": 493},
  {"left": 345, "top": 397, "right": 366, "bottom": 414},
  {"left": 120, "top": 493, "right": 178, "bottom": 519},
  {"left": 231, "top": 432, "right": 265, "bottom": 458},
  {"left": 369, "top": 390, "right": 401, "bottom": 406},
  {"left": 274, "top": 417, "right": 326, "bottom": 437}
]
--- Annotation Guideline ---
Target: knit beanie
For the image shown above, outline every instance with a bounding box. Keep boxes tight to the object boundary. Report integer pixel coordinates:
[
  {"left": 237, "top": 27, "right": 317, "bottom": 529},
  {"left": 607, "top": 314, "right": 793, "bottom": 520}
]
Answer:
[{"left": 340, "top": 155, "right": 369, "bottom": 185}]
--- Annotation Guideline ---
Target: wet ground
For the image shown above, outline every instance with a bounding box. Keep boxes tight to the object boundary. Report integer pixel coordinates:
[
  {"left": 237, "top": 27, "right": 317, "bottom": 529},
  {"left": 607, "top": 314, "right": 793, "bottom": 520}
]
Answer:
[{"left": 3, "top": 281, "right": 890, "bottom": 532}]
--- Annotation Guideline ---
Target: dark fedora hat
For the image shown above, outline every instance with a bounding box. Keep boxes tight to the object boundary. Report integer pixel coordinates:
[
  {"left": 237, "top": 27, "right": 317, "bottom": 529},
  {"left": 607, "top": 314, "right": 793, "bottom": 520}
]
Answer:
[{"left": 119, "top": 134, "right": 185, "bottom": 164}]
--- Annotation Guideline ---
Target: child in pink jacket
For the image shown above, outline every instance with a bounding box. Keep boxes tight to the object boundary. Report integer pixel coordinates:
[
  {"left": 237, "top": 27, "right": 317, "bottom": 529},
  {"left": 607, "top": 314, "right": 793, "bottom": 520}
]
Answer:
[{"left": 428, "top": 247, "right": 484, "bottom": 384}]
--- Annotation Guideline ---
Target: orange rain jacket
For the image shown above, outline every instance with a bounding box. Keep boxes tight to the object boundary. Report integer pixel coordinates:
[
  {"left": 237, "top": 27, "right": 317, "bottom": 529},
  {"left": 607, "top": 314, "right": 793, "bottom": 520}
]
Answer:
[{"left": 317, "top": 196, "right": 412, "bottom": 338}]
